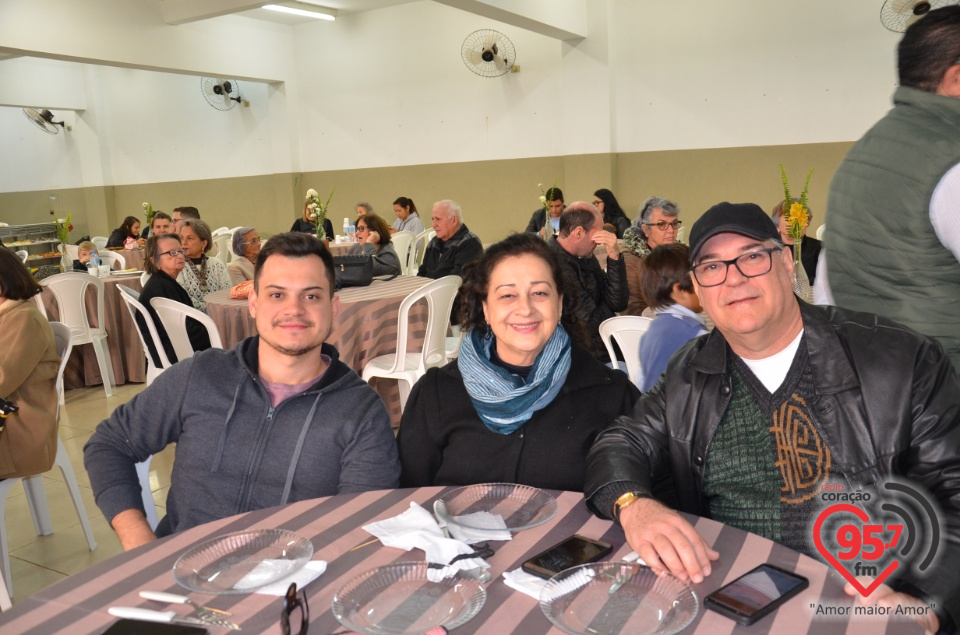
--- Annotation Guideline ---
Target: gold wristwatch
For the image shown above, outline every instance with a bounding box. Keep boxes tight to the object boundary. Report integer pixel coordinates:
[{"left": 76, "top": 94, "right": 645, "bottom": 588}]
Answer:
[{"left": 613, "top": 491, "right": 643, "bottom": 523}]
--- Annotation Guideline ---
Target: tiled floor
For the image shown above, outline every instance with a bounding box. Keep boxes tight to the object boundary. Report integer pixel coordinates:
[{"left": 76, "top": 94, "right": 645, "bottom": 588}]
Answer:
[{"left": 4, "top": 382, "right": 175, "bottom": 605}]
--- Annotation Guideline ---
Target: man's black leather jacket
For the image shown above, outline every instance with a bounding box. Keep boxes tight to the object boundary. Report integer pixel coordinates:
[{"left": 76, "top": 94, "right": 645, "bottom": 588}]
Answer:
[{"left": 585, "top": 301, "right": 960, "bottom": 626}]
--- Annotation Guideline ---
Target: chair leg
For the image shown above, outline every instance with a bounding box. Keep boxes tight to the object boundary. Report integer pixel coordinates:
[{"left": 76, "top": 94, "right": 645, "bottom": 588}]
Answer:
[
  {"left": 91, "top": 338, "right": 114, "bottom": 398},
  {"left": 53, "top": 440, "right": 97, "bottom": 551},
  {"left": 0, "top": 479, "right": 17, "bottom": 600},
  {"left": 0, "top": 566, "right": 10, "bottom": 611},
  {"left": 136, "top": 458, "right": 159, "bottom": 531},
  {"left": 22, "top": 476, "right": 53, "bottom": 536}
]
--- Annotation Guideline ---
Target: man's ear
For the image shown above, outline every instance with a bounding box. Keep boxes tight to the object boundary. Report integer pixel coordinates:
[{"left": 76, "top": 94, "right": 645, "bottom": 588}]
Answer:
[{"left": 937, "top": 64, "right": 960, "bottom": 98}]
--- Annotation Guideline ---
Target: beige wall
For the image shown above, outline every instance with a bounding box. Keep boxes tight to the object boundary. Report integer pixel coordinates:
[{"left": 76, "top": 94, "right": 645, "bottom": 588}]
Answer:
[{"left": 0, "top": 141, "right": 852, "bottom": 244}]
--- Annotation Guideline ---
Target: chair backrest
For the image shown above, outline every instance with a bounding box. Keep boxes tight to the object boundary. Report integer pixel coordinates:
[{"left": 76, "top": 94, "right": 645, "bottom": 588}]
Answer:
[
  {"left": 117, "top": 285, "right": 173, "bottom": 371},
  {"left": 213, "top": 233, "right": 233, "bottom": 264},
  {"left": 49, "top": 321, "right": 73, "bottom": 416},
  {"left": 149, "top": 297, "right": 223, "bottom": 360},
  {"left": 676, "top": 226, "right": 686, "bottom": 243},
  {"left": 91, "top": 236, "right": 108, "bottom": 250},
  {"left": 140, "top": 271, "right": 151, "bottom": 286},
  {"left": 15, "top": 250, "right": 28, "bottom": 263},
  {"left": 385, "top": 276, "right": 461, "bottom": 374},
  {"left": 211, "top": 226, "right": 231, "bottom": 237},
  {"left": 816, "top": 224, "right": 825, "bottom": 241},
  {"left": 98, "top": 250, "right": 126, "bottom": 270},
  {"left": 38, "top": 272, "right": 106, "bottom": 343},
  {"left": 59, "top": 243, "right": 79, "bottom": 270},
  {"left": 410, "top": 228, "right": 436, "bottom": 275},
  {"left": 391, "top": 231, "right": 416, "bottom": 275},
  {"left": 599, "top": 315, "right": 654, "bottom": 387}
]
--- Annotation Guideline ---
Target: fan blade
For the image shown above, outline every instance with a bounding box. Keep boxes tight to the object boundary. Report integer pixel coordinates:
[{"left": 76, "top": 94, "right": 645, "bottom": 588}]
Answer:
[
  {"left": 483, "top": 32, "right": 499, "bottom": 49},
  {"left": 494, "top": 55, "right": 508, "bottom": 72},
  {"left": 466, "top": 49, "right": 486, "bottom": 67}
]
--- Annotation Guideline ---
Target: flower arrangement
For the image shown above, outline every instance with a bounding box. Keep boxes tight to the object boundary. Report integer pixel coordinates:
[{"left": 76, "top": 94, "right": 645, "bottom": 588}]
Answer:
[
  {"left": 142, "top": 201, "right": 154, "bottom": 226},
  {"left": 779, "top": 164, "right": 813, "bottom": 263},
  {"left": 305, "top": 187, "right": 335, "bottom": 241},
  {"left": 55, "top": 213, "right": 73, "bottom": 244}
]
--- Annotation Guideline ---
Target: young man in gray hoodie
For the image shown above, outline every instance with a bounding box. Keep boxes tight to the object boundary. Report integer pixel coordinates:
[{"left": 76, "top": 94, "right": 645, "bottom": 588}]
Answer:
[{"left": 84, "top": 232, "right": 400, "bottom": 551}]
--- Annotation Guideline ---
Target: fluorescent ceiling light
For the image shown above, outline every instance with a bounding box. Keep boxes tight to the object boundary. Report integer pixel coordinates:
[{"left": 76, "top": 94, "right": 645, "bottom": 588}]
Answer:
[{"left": 262, "top": 4, "right": 336, "bottom": 20}]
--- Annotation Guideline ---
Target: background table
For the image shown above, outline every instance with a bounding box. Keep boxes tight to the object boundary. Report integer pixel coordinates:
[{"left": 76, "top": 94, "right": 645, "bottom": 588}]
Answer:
[
  {"left": 205, "top": 276, "right": 433, "bottom": 424},
  {"left": 41, "top": 273, "right": 146, "bottom": 390},
  {"left": 0, "top": 488, "right": 921, "bottom": 634},
  {"left": 115, "top": 248, "right": 145, "bottom": 270}
]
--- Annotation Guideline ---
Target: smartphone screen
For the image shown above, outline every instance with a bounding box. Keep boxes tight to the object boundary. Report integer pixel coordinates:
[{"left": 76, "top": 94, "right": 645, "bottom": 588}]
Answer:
[
  {"left": 705, "top": 564, "right": 808, "bottom": 625},
  {"left": 522, "top": 534, "right": 613, "bottom": 579}
]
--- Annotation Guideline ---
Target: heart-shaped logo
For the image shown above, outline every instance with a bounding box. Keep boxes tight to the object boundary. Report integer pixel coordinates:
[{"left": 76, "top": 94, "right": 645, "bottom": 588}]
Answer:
[{"left": 813, "top": 503, "right": 900, "bottom": 596}]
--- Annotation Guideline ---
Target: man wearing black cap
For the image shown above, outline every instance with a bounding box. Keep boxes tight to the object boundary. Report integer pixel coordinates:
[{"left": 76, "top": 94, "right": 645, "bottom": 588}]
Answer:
[{"left": 585, "top": 202, "right": 960, "bottom": 631}]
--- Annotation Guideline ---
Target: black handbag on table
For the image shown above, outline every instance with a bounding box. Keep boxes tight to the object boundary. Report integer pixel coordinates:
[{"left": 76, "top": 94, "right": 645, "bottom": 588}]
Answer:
[{"left": 333, "top": 253, "right": 401, "bottom": 288}]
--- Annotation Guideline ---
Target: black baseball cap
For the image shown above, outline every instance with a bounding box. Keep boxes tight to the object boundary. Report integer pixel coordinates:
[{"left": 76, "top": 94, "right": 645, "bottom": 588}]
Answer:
[{"left": 688, "top": 202, "right": 780, "bottom": 262}]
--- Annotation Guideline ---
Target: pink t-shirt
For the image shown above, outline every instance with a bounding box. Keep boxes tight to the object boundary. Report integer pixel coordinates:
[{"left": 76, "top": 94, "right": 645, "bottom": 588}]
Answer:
[{"left": 259, "top": 355, "right": 331, "bottom": 407}]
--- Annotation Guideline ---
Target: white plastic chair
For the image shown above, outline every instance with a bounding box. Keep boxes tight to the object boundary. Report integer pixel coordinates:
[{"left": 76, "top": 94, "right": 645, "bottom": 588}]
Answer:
[
  {"left": 599, "top": 315, "right": 654, "bottom": 388},
  {"left": 97, "top": 250, "right": 126, "bottom": 270},
  {"left": 15, "top": 250, "right": 28, "bottom": 264},
  {"left": 0, "top": 572, "right": 9, "bottom": 611},
  {"left": 676, "top": 226, "right": 686, "bottom": 243},
  {"left": 140, "top": 271, "right": 151, "bottom": 286},
  {"left": 149, "top": 297, "right": 223, "bottom": 361},
  {"left": 408, "top": 228, "right": 436, "bottom": 276},
  {"left": 0, "top": 322, "right": 98, "bottom": 599},
  {"left": 59, "top": 243, "right": 79, "bottom": 270},
  {"left": 213, "top": 233, "right": 233, "bottom": 265},
  {"left": 115, "top": 286, "right": 165, "bottom": 530},
  {"left": 36, "top": 272, "right": 115, "bottom": 398},
  {"left": 211, "top": 226, "right": 231, "bottom": 237},
  {"left": 91, "top": 236, "right": 108, "bottom": 250},
  {"left": 362, "top": 276, "right": 461, "bottom": 413},
  {"left": 390, "top": 231, "right": 416, "bottom": 275},
  {"left": 117, "top": 285, "right": 171, "bottom": 385},
  {"left": 816, "top": 225, "right": 825, "bottom": 241}
]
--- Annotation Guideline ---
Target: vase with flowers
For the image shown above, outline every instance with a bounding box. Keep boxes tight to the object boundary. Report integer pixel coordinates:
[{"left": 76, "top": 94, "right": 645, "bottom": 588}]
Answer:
[
  {"left": 779, "top": 164, "right": 814, "bottom": 302},
  {"left": 55, "top": 213, "right": 73, "bottom": 245},
  {"left": 305, "top": 187, "right": 335, "bottom": 241},
  {"left": 142, "top": 201, "right": 154, "bottom": 227}
]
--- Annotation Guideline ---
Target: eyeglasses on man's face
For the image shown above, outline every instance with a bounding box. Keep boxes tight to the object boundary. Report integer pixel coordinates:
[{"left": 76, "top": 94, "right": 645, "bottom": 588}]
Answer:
[
  {"left": 281, "top": 582, "right": 309, "bottom": 635},
  {"left": 159, "top": 249, "right": 187, "bottom": 258},
  {"left": 644, "top": 220, "right": 682, "bottom": 231},
  {"left": 691, "top": 247, "right": 781, "bottom": 287}
]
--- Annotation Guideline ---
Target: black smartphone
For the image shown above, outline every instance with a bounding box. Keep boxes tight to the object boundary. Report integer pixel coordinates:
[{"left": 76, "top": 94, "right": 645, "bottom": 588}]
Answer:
[
  {"left": 704, "top": 563, "right": 809, "bottom": 625},
  {"left": 521, "top": 534, "right": 614, "bottom": 580},
  {"left": 101, "top": 619, "right": 208, "bottom": 635}
]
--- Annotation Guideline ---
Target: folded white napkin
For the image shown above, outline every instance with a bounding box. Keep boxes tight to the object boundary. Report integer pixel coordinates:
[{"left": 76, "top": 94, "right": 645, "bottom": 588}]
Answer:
[
  {"left": 253, "top": 560, "right": 328, "bottom": 596},
  {"left": 363, "top": 502, "right": 491, "bottom": 580},
  {"left": 501, "top": 552, "right": 645, "bottom": 600},
  {"left": 442, "top": 511, "right": 511, "bottom": 543}
]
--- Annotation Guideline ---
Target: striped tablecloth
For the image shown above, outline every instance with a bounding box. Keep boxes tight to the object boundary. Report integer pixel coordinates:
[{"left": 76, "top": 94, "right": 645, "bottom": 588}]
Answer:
[
  {"left": 0, "top": 488, "right": 922, "bottom": 634},
  {"left": 205, "top": 276, "right": 433, "bottom": 423}
]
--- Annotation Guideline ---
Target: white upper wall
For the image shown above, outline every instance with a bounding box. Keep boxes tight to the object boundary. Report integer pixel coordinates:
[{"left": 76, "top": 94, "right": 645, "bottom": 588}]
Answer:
[{"left": 0, "top": 0, "right": 904, "bottom": 192}]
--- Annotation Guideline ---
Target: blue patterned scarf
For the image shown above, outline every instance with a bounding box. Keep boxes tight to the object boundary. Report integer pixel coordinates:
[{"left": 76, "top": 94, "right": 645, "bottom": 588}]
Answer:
[{"left": 457, "top": 325, "right": 572, "bottom": 434}]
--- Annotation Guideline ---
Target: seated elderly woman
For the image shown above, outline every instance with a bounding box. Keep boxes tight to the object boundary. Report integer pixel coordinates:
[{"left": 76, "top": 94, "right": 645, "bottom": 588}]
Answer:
[
  {"left": 397, "top": 233, "right": 640, "bottom": 491},
  {"left": 176, "top": 219, "right": 231, "bottom": 311},
  {"left": 106, "top": 215, "right": 145, "bottom": 249},
  {"left": 622, "top": 195, "right": 682, "bottom": 316},
  {"left": 0, "top": 248, "right": 60, "bottom": 479},
  {"left": 350, "top": 213, "right": 402, "bottom": 276},
  {"left": 138, "top": 234, "right": 211, "bottom": 365},
  {"left": 227, "top": 226, "right": 261, "bottom": 285}
]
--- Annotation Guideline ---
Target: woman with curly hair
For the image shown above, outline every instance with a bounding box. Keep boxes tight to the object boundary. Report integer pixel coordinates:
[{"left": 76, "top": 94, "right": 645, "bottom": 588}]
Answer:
[{"left": 397, "top": 232, "right": 639, "bottom": 491}]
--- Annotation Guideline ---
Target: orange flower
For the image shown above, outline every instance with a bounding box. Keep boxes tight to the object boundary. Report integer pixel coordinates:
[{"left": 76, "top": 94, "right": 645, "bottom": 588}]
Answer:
[{"left": 787, "top": 202, "right": 809, "bottom": 230}]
